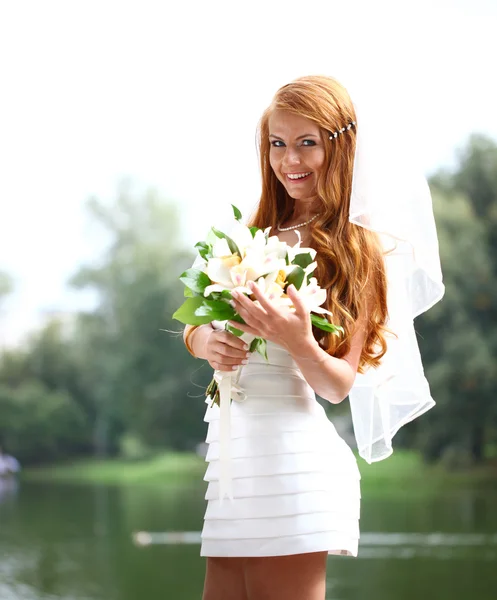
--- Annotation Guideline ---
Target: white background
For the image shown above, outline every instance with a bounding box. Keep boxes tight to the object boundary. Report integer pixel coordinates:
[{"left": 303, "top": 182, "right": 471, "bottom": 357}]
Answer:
[{"left": 1, "top": 0, "right": 496, "bottom": 344}]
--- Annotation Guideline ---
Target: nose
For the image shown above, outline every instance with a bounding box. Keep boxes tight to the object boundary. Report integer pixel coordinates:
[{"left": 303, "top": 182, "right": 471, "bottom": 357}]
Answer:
[{"left": 282, "top": 145, "right": 301, "bottom": 167}]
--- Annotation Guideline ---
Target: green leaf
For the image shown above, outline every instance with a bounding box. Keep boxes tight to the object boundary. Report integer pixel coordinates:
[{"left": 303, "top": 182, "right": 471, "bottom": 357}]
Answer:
[
  {"left": 226, "top": 324, "right": 244, "bottom": 337},
  {"left": 194, "top": 241, "right": 212, "bottom": 261},
  {"left": 184, "top": 286, "right": 194, "bottom": 297},
  {"left": 230, "top": 313, "right": 245, "bottom": 324},
  {"left": 257, "top": 338, "right": 268, "bottom": 361},
  {"left": 226, "top": 312, "right": 245, "bottom": 336},
  {"left": 232, "top": 204, "right": 242, "bottom": 221},
  {"left": 286, "top": 266, "right": 305, "bottom": 290},
  {"left": 179, "top": 268, "right": 211, "bottom": 295},
  {"left": 205, "top": 377, "right": 218, "bottom": 398},
  {"left": 249, "top": 226, "right": 259, "bottom": 238},
  {"left": 172, "top": 297, "right": 213, "bottom": 325},
  {"left": 310, "top": 313, "right": 344, "bottom": 336},
  {"left": 206, "top": 229, "right": 218, "bottom": 245},
  {"left": 211, "top": 227, "right": 241, "bottom": 257},
  {"left": 249, "top": 338, "right": 260, "bottom": 353},
  {"left": 195, "top": 299, "right": 236, "bottom": 321},
  {"left": 291, "top": 252, "right": 314, "bottom": 270},
  {"left": 249, "top": 337, "right": 268, "bottom": 361}
]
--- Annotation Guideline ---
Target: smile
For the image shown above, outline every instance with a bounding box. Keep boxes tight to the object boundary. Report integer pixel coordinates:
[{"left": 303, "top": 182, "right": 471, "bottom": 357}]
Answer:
[{"left": 286, "top": 172, "right": 312, "bottom": 182}]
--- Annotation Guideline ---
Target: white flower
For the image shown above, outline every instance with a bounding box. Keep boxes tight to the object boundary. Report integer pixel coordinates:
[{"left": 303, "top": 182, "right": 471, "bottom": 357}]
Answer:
[
  {"left": 212, "top": 238, "right": 232, "bottom": 258},
  {"left": 264, "top": 235, "right": 288, "bottom": 260},
  {"left": 286, "top": 229, "right": 317, "bottom": 264},
  {"left": 254, "top": 273, "right": 291, "bottom": 309},
  {"left": 228, "top": 222, "right": 254, "bottom": 256},
  {"left": 296, "top": 276, "right": 332, "bottom": 315}
]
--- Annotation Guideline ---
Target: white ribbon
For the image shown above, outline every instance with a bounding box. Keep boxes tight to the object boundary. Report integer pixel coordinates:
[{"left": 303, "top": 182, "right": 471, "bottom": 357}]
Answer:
[{"left": 213, "top": 367, "right": 247, "bottom": 502}]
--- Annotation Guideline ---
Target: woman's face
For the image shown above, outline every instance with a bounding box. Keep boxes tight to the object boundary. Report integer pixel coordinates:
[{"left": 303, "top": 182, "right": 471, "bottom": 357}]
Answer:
[{"left": 268, "top": 109, "right": 326, "bottom": 202}]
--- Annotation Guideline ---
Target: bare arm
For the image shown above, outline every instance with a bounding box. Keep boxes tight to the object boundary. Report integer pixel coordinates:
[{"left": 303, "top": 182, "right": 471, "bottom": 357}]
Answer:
[
  {"left": 230, "top": 281, "right": 368, "bottom": 404},
  {"left": 286, "top": 317, "right": 367, "bottom": 404}
]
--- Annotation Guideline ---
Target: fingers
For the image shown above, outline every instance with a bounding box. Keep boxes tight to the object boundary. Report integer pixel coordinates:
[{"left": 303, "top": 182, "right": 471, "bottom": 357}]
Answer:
[
  {"left": 205, "top": 331, "right": 251, "bottom": 370},
  {"left": 245, "top": 281, "right": 278, "bottom": 315},
  {"left": 287, "top": 284, "right": 308, "bottom": 317},
  {"left": 231, "top": 289, "right": 267, "bottom": 328},
  {"left": 207, "top": 351, "right": 249, "bottom": 372},
  {"left": 218, "top": 330, "right": 250, "bottom": 353},
  {"left": 209, "top": 360, "right": 244, "bottom": 372},
  {"left": 227, "top": 320, "right": 260, "bottom": 336},
  {"left": 212, "top": 352, "right": 249, "bottom": 366}
]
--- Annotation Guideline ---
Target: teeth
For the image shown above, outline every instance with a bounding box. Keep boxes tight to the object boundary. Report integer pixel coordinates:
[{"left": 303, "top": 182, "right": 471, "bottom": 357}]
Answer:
[{"left": 287, "top": 172, "right": 311, "bottom": 180}]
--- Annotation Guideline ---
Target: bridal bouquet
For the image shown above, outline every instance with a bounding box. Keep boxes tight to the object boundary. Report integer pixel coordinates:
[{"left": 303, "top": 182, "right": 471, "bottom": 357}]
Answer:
[{"left": 173, "top": 205, "right": 342, "bottom": 405}]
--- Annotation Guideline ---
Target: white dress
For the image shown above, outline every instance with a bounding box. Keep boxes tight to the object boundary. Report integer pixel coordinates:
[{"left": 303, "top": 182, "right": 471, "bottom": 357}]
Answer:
[{"left": 201, "top": 340, "right": 361, "bottom": 558}]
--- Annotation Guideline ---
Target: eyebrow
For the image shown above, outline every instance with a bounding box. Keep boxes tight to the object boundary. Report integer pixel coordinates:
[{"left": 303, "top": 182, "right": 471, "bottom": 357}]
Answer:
[{"left": 269, "top": 133, "right": 319, "bottom": 140}]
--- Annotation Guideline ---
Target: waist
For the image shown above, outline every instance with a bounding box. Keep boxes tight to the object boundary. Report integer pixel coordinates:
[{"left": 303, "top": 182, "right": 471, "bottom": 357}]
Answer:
[{"left": 238, "top": 363, "right": 312, "bottom": 397}]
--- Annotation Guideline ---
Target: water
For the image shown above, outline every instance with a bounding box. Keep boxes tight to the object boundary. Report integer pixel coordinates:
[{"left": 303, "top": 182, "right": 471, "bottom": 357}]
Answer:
[{"left": 1, "top": 479, "right": 496, "bottom": 599}]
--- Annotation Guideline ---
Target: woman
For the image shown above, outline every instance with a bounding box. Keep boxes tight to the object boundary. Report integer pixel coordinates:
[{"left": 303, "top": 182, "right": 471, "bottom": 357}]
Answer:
[{"left": 184, "top": 75, "right": 441, "bottom": 599}]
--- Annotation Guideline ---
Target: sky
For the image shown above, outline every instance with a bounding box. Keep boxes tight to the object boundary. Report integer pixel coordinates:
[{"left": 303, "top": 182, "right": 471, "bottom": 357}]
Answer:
[{"left": 1, "top": 0, "right": 496, "bottom": 346}]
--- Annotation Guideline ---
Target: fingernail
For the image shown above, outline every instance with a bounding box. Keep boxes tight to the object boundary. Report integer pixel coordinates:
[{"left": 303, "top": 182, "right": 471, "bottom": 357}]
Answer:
[
  {"left": 243, "top": 344, "right": 249, "bottom": 350},
  {"left": 229, "top": 300, "right": 236, "bottom": 307},
  {"left": 232, "top": 365, "right": 239, "bottom": 371},
  {"left": 241, "top": 359, "right": 249, "bottom": 365},
  {"left": 245, "top": 352, "right": 250, "bottom": 358}
]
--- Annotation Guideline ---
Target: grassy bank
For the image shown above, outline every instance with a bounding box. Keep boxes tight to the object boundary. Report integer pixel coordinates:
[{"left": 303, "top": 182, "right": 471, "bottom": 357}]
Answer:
[
  {"left": 23, "top": 452, "right": 205, "bottom": 485},
  {"left": 23, "top": 449, "right": 497, "bottom": 492},
  {"left": 357, "top": 450, "right": 497, "bottom": 495}
]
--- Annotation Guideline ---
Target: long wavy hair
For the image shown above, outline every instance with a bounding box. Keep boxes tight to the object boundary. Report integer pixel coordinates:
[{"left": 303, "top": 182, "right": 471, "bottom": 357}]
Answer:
[{"left": 249, "top": 75, "right": 388, "bottom": 372}]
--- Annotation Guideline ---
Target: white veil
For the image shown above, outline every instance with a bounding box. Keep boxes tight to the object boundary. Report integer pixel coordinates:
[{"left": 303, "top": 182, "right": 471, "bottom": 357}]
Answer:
[{"left": 347, "top": 95, "right": 445, "bottom": 463}]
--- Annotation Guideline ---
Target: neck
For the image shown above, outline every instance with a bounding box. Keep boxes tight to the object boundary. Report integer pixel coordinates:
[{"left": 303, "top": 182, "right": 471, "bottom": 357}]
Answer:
[{"left": 292, "top": 200, "right": 319, "bottom": 223}]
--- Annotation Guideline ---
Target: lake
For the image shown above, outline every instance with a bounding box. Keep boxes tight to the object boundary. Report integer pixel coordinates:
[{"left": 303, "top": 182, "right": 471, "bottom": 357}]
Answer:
[{"left": 1, "top": 478, "right": 496, "bottom": 599}]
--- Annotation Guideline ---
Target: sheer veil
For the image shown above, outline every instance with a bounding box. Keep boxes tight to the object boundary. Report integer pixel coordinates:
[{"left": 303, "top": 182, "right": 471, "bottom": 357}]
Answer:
[{"left": 347, "top": 93, "right": 445, "bottom": 463}]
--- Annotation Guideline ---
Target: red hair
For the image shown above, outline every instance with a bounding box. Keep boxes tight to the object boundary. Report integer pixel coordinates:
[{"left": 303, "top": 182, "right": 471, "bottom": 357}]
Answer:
[{"left": 250, "top": 75, "right": 388, "bottom": 371}]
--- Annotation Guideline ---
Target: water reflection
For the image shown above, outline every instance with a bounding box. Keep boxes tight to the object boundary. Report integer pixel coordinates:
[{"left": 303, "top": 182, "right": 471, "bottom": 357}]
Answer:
[
  {"left": 0, "top": 481, "right": 496, "bottom": 600},
  {"left": 0, "top": 476, "right": 19, "bottom": 504}
]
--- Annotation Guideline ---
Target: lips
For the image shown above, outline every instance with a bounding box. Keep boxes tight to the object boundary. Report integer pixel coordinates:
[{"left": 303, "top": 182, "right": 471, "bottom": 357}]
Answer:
[{"left": 286, "top": 171, "right": 312, "bottom": 182}]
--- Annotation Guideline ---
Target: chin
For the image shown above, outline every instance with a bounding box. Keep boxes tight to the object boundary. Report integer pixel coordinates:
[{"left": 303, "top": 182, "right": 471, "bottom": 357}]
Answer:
[{"left": 286, "top": 189, "right": 314, "bottom": 201}]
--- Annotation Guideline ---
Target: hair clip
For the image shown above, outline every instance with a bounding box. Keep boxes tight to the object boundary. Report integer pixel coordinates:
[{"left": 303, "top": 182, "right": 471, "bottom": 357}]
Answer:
[{"left": 329, "top": 121, "right": 356, "bottom": 140}]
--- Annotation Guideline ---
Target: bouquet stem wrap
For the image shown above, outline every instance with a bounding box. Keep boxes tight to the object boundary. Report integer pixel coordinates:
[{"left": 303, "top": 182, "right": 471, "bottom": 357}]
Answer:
[
  {"left": 213, "top": 364, "right": 247, "bottom": 502},
  {"left": 216, "top": 370, "right": 233, "bottom": 501}
]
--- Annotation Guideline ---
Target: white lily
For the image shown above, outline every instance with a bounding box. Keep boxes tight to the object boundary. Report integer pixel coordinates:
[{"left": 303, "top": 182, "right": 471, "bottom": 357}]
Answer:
[
  {"left": 228, "top": 222, "right": 254, "bottom": 258},
  {"left": 265, "top": 234, "right": 288, "bottom": 260},
  {"left": 241, "top": 248, "right": 287, "bottom": 281},
  {"left": 212, "top": 238, "right": 232, "bottom": 258},
  {"left": 250, "top": 273, "right": 292, "bottom": 311},
  {"left": 286, "top": 229, "right": 318, "bottom": 264},
  {"left": 296, "top": 276, "right": 332, "bottom": 315},
  {"left": 246, "top": 229, "right": 267, "bottom": 254}
]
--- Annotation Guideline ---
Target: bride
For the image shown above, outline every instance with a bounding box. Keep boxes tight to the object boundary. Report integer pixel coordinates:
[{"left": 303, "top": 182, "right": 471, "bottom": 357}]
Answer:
[{"left": 183, "top": 75, "right": 443, "bottom": 600}]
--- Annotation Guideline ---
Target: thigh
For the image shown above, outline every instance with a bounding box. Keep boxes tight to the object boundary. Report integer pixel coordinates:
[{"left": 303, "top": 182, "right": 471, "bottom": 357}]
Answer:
[
  {"left": 202, "top": 557, "right": 249, "bottom": 600},
  {"left": 245, "top": 552, "right": 328, "bottom": 600}
]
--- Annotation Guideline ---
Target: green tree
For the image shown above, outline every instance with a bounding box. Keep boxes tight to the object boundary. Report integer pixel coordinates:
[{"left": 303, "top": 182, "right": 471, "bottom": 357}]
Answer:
[
  {"left": 415, "top": 135, "right": 497, "bottom": 465},
  {"left": 70, "top": 182, "right": 209, "bottom": 454},
  {"left": 0, "top": 318, "right": 93, "bottom": 461}
]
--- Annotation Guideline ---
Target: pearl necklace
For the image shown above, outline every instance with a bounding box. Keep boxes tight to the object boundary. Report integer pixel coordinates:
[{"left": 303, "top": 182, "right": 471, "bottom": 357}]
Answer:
[{"left": 277, "top": 213, "right": 321, "bottom": 231}]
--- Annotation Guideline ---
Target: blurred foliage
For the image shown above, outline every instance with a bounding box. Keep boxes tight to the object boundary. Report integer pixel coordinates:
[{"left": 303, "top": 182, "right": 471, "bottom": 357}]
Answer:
[
  {"left": 0, "top": 183, "right": 210, "bottom": 464},
  {"left": 0, "top": 270, "right": 14, "bottom": 304},
  {"left": 0, "top": 136, "right": 496, "bottom": 469},
  {"left": 414, "top": 134, "right": 497, "bottom": 466}
]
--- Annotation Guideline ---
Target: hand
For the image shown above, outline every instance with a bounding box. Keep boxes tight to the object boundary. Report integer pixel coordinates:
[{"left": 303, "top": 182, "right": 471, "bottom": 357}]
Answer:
[
  {"left": 203, "top": 328, "right": 251, "bottom": 373},
  {"left": 229, "top": 281, "right": 315, "bottom": 356}
]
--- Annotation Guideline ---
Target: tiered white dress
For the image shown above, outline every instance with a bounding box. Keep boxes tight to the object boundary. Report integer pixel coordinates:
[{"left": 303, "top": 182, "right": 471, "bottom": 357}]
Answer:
[{"left": 201, "top": 340, "right": 361, "bottom": 558}]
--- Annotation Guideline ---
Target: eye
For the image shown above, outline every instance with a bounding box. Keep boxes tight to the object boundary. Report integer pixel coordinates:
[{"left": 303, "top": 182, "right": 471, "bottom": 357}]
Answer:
[
  {"left": 301, "top": 139, "right": 317, "bottom": 147},
  {"left": 270, "top": 140, "right": 285, "bottom": 148}
]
